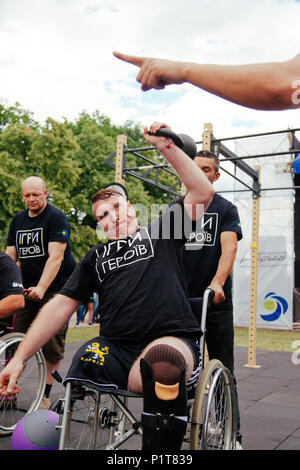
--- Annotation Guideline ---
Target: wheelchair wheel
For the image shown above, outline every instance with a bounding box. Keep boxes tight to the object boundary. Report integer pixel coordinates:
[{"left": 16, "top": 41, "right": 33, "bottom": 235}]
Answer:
[
  {"left": 0, "top": 332, "right": 46, "bottom": 436},
  {"left": 56, "top": 382, "right": 128, "bottom": 450},
  {"left": 190, "top": 359, "right": 237, "bottom": 450}
]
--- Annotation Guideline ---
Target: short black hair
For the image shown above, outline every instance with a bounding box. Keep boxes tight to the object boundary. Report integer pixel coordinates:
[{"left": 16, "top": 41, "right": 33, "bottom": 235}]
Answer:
[
  {"left": 195, "top": 150, "right": 220, "bottom": 172},
  {"left": 91, "top": 188, "right": 125, "bottom": 205}
]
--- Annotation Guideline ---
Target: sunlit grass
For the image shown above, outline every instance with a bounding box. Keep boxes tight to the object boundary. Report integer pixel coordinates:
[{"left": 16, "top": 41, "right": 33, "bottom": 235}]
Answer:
[
  {"left": 66, "top": 324, "right": 300, "bottom": 353},
  {"left": 66, "top": 325, "right": 99, "bottom": 343},
  {"left": 234, "top": 327, "right": 300, "bottom": 352}
]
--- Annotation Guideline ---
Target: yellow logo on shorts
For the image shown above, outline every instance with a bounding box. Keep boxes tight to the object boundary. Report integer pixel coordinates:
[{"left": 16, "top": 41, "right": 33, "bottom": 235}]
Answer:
[{"left": 81, "top": 342, "right": 109, "bottom": 366}]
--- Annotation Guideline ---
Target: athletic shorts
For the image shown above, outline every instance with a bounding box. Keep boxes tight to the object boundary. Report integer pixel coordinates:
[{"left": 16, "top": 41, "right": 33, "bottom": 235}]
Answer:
[
  {"left": 14, "top": 292, "right": 68, "bottom": 364},
  {"left": 63, "top": 335, "right": 201, "bottom": 392}
]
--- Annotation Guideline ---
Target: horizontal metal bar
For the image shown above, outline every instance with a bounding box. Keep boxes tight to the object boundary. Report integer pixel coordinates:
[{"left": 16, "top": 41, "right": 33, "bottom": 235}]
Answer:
[
  {"left": 219, "top": 149, "right": 298, "bottom": 162},
  {"left": 261, "top": 186, "right": 300, "bottom": 191},
  {"left": 217, "top": 186, "right": 300, "bottom": 194},
  {"left": 126, "top": 145, "right": 156, "bottom": 152},
  {"left": 125, "top": 164, "right": 169, "bottom": 171},
  {"left": 125, "top": 170, "right": 181, "bottom": 197},
  {"left": 212, "top": 127, "right": 300, "bottom": 143}
]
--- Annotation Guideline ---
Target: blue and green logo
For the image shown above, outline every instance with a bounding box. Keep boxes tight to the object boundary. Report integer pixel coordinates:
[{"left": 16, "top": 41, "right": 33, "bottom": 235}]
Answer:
[
  {"left": 57, "top": 230, "right": 68, "bottom": 238},
  {"left": 260, "top": 292, "right": 288, "bottom": 322}
]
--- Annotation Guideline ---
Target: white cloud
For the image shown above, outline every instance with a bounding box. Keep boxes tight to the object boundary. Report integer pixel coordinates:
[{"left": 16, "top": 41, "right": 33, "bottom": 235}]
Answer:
[{"left": 1, "top": 0, "right": 300, "bottom": 144}]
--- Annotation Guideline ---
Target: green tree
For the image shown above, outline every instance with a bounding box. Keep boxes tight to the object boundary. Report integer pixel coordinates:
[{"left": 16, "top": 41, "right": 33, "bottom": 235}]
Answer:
[
  {"left": 0, "top": 102, "right": 181, "bottom": 260},
  {"left": 0, "top": 116, "right": 82, "bottom": 256},
  {"left": 0, "top": 100, "right": 38, "bottom": 131}
]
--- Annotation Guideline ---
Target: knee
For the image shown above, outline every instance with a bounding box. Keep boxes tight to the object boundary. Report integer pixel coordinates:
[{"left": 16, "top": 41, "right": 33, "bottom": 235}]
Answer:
[{"left": 143, "top": 344, "right": 186, "bottom": 386}]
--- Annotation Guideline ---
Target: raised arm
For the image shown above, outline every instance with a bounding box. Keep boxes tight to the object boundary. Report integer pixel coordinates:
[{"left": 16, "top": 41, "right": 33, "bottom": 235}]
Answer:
[
  {"left": 144, "top": 122, "right": 214, "bottom": 220},
  {"left": 114, "top": 51, "right": 300, "bottom": 110}
]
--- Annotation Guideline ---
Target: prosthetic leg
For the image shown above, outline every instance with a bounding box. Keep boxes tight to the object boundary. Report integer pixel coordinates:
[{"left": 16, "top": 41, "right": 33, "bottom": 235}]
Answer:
[{"left": 140, "top": 344, "right": 188, "bottom": 450}]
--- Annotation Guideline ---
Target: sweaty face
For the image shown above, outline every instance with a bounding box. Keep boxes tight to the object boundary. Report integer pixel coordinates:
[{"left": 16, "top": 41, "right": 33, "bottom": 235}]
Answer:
[
  {"left": 21, "top": 182, "right": 48, "bottom": 215},
  {"left": 194, "top": 156, "right": 220, "bottom": 184},
  {"left": 92, "top": 194, "right": 133, "bottom": 240}
]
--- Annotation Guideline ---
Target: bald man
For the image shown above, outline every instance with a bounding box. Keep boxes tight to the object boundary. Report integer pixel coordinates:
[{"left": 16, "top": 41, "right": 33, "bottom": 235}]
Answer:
[
  {"left": 114, "top": 51, "right": 300, "bottom": 110},
  {"left": 6, "top": 176, "right": 76, "bottom": 409}
]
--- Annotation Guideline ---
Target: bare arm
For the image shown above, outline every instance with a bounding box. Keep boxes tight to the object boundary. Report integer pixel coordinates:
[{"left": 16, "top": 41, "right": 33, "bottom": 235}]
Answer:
[
  {"left": 114, "top": 51, "right": 300, "bottom": 110},
  {"left": 0, "top": 295, "right": 24, "bottom": 319},
  {"left": 28, "top": 241, "right": 67, "bottom": 301},
  {"left": 209, "top": 231, "right": 238, "bottom": 304},
  {"left": 0, "top": 294, "right": 80, "bottom": 394},
  {"left": 144, "top": 122, "right": 214, "bottom": 220}
]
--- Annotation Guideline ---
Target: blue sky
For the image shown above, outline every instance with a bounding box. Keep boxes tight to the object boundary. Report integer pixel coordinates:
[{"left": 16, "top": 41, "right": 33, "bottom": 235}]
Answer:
[{"left": 0, "top": 0, "right": 299, "bottom": 150}]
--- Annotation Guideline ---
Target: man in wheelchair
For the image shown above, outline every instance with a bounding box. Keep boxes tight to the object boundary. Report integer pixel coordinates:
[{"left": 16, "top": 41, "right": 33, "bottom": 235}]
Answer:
[{"left": 0, "top": 122, "right": 214, "bottom": 450}]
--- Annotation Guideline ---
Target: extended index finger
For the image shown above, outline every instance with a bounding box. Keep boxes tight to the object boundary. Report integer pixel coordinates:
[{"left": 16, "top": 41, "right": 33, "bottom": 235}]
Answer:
[{"left": 113, "top": 51, "right": 146, "bottom": 68}]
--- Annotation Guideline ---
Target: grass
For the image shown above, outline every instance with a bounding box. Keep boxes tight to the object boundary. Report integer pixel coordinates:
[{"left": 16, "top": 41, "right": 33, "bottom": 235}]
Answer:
[
  {"left": 66, "top": 324, "right": 300, "bottom": 353},
  {"left": 234, "top": 327, "right": 300, "bottom": 352},
  {"left": 66, "top": 325, "right": 99, "bottom": 343}
]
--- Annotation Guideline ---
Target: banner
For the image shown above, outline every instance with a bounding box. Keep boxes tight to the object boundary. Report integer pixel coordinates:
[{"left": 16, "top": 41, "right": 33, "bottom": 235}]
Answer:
[
  {"left": 233, "top": 236, "right": 293, "bottom": 329},
  {"left": 232, "top": 133, "right": 294, "bottom": 330}
]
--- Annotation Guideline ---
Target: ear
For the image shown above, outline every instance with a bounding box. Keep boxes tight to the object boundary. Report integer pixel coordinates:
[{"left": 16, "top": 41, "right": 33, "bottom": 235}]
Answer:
[
  {"left": 127, "top": 201, "right": 136, "bottom": 216},
  {"left": 214, "top": 172, "right": 220, "bottom": 182}
]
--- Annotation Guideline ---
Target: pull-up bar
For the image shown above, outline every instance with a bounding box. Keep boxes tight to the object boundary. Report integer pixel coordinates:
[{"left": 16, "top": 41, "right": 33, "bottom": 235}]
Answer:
[{"left": 105, "top": 123, "right": 299, "bottom": 369}]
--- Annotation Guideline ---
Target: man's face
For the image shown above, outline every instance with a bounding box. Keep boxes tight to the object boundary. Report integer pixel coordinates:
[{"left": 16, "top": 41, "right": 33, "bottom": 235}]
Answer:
[
  {"left": 92, "top": 194, "right": 135, "bottom": 240},
  {"left": 21, "top": 181, "right": 48, "bottom": 215},
  {"left": 194, "top": 156, "right": 220, "bottom": 184}
]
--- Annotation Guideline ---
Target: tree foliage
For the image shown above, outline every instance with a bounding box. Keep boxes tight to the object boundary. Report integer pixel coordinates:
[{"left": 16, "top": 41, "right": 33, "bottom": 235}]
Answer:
[{"left": 0, "top": 101, "right": 180, "bottom": 260}]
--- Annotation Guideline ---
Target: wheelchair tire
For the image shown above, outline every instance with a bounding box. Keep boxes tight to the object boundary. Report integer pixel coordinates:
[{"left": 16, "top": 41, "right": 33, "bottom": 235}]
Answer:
[
  {"left": 189, "top": 359, "right": 237, "bottom": 450},
  {"left": 0, "top": 332, "right": 46, "bottom": 436},
  {"left": 57, "top": 382, "right": 129, "bottom": 450}
]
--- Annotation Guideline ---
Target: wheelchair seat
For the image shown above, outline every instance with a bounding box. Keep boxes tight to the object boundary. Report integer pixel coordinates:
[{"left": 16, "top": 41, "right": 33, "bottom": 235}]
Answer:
[{"left": 65, "top": 379, "right": 143, "bottom": 398}]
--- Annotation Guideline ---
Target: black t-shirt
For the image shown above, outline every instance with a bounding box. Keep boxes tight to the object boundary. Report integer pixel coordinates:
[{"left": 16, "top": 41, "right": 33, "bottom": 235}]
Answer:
[
  {"left": 61, "top": 200, "right": 201, "bottom": 343},
  {"left": 0, "top": 251, "right": 24, "bottom": 299},
  {"left": 0, "top": 251, "right": 24, "bottom": 327},
  {"left": 183, "top": 194, "right": 243, "bottom": 310},
  {"left": 7, "top": 204, "right": 76, "bottom": 291}
]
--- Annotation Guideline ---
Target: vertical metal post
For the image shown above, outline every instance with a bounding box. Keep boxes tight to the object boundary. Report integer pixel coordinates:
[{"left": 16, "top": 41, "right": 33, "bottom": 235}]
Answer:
[
  {"left": 202, "top": 123, "right": 213, "bottom": 366},
  {"left": 115, "top": 135, "right": 127, "bottom": 185},
  {"left": 202, "top": 122, "right": 213, "bottom": 151},
  {"left": 245, "top": 166, "right": 261, "bottom": 368}
]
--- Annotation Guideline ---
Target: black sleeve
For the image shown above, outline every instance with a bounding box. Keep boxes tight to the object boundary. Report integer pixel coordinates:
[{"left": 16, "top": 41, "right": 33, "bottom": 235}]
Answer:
[
  {"left": 0, "top": 253, "right": 24, "bottom": 300},
  {"left": 221, "top": 204, "right": 243, "bottom": 241},
  {"left": 48, "top": 210, "right": 71, "bottom": 244}
]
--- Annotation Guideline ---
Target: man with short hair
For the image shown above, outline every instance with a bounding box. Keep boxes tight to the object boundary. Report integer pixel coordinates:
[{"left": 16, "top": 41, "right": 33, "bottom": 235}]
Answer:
[
  {"left": 5, "top": 176, "right": 76, "bottom": 409},
  {"left": 0, "top": 123, "right": 214, "bottom": 450},
  {"left": 183, "top": 149, "right": 243, "bottom": 445}
]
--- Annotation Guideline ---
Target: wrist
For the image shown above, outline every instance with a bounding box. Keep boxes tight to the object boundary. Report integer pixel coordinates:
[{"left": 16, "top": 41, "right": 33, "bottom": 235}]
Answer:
[
  {"left": 182, "top": 62, "right": 198, "bottom": 83},
  {"left": 36, "top": 285, "right": 46, "bottom": 294},
  {"left": 211, "top": 278, "right": 225, "bottom": 289}
]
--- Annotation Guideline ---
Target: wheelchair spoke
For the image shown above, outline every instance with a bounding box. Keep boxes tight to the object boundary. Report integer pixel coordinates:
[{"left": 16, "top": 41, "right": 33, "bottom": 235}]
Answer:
[
  {"left": 0, "top": 334, "right": 46, "bottom": 435},
  {"left": 189, "top": 359, "right": 237, "bottom": 450},
  {"left": 57, "top": 386, "right": 131, "bottom": 450}
]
